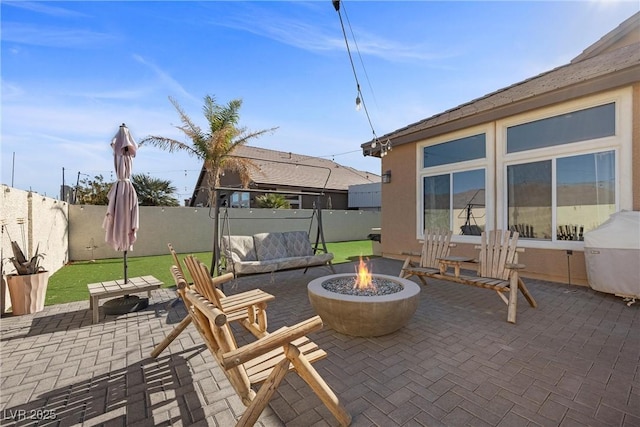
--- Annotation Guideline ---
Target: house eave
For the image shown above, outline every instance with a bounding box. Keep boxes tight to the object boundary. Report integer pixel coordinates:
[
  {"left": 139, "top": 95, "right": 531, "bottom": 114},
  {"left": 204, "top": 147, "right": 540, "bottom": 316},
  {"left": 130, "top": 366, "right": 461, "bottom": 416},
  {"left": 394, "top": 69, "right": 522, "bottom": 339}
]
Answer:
[{"left": 362, "top": 63, "right": 640, "bottom": 156}]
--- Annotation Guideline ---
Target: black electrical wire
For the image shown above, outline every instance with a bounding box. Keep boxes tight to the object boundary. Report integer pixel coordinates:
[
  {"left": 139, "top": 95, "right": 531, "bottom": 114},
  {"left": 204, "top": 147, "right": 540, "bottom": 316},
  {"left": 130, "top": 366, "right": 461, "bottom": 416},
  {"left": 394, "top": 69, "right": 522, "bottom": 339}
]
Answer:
[{"left": 333, "top": 0, "right": 378, "bottom": 144}]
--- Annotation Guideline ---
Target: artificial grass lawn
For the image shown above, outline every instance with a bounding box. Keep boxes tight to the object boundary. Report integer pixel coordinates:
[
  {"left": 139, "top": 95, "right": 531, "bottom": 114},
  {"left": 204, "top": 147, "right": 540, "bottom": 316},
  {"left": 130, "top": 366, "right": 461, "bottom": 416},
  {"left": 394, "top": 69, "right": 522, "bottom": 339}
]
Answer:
[{"left": 46, "top": 240, "right": 375, "bottom": 306}]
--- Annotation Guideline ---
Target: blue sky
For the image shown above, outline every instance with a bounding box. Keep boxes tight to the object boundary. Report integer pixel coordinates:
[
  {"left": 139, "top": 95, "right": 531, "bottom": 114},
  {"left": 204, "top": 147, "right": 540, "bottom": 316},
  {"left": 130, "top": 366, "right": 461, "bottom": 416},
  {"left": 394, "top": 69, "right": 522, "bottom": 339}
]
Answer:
[{"left": 1, "top": 1, "right": 637, "bottom": 202}]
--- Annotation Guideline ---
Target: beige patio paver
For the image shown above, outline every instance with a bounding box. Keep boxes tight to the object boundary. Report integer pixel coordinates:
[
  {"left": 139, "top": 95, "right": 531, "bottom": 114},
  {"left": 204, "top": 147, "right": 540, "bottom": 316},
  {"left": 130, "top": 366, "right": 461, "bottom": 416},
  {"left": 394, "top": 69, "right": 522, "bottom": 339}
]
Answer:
[{"left": 1, "top": 258, "right": 639, "bottom": 426}]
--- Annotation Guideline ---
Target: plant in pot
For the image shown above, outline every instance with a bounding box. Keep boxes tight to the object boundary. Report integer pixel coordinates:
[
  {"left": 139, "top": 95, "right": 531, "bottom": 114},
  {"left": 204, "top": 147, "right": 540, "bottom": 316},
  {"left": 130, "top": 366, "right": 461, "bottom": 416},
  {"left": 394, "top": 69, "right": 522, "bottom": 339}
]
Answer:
[{"left": 5, "top": 241, "right": 49, "bottom": 315}]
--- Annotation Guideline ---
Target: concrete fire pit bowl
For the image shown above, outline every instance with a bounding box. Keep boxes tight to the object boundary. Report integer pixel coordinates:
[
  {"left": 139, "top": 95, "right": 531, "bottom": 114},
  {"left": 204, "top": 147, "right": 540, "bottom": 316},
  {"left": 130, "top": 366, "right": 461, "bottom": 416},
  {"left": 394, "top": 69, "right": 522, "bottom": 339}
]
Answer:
[{"left": 307, "top": 273, "right": 420, "bottom": 337}]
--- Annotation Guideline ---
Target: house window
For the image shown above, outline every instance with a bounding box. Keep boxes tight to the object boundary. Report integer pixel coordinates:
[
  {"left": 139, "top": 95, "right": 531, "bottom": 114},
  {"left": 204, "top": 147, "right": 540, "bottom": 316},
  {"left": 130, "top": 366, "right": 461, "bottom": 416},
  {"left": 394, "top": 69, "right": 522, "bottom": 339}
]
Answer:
[
  {"left": 423, "top": 134, "right": 486, "bottom": 167},
  {"left": 558, "top": 151, "right": 615, "bottom": 239},
  {"left": 506, "top": 103, "right": 615, "bottom": 153},
  {"left": 507, "top": 151, "right": 615, "bottom": 241},
  {"left": 423, "top": 174, "right": 449, "bottom": 230},
  {"left": 507, "top": 161, "right": 552, "bottom": 239},
  {"left": 284, "top": 194, "right": 301, "bottom": 209},
  {"left": 454, "top": 170, "right": 486, "bottom": 235},
  {"left": 423, "top": 169, "right": 486, "bottom": 235},
  {"left": 230, "top": 192, "right": 250, "bottom": 208}
]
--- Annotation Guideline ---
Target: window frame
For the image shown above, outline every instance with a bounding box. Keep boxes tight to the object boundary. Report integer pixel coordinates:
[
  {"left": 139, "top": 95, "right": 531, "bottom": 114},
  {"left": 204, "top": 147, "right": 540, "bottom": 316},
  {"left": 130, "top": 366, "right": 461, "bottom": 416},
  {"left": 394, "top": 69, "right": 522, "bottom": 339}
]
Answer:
[
  {"left": 496, "top": 89, "right": 632, "bottom": 249},
  {"left": 416, "top": 125, "right": 494, "bottom": 242}
]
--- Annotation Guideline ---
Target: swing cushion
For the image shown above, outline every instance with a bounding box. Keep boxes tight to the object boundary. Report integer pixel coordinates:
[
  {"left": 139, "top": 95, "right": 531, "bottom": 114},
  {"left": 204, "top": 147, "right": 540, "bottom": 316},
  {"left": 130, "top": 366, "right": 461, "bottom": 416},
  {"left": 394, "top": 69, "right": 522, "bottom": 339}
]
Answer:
[
  {"left": 254, "top": 232, "right": 289, "bottom": 260},
  {"left": 222, "top": 235, "right": 257, "bottom": 262},
  {"left": 283, "top": 231, "right": 315, "bottom": 257},
  {"left": 222, "top": 231, "right": 333, "bottom": 276}
]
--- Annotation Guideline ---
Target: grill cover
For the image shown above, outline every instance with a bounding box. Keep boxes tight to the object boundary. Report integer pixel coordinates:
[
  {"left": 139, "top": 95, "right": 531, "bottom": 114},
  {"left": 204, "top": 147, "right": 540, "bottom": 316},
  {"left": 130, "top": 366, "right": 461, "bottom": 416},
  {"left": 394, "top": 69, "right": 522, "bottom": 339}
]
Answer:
[{"left": 583, "top": 211, "right": 640, "bottom": 298}]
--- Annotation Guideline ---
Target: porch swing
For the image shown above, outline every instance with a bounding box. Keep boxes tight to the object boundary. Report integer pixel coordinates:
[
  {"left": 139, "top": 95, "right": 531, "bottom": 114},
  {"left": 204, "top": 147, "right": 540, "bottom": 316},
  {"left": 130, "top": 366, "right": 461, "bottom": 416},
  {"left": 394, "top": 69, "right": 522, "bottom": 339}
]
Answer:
[{"left": 213, "top": 187, "right": 336, "bottom": 278}]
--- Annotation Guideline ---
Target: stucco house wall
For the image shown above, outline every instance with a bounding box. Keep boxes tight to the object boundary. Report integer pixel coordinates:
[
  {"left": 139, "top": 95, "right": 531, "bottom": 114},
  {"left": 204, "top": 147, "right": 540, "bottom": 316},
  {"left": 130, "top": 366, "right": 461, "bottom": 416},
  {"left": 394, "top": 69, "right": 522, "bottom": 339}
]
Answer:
[
  {"left": 633, "top": 83, "right": 640, "bottom": 211},
  {"left": 372, "top": 13, "right": 640, "bottom": 285}
]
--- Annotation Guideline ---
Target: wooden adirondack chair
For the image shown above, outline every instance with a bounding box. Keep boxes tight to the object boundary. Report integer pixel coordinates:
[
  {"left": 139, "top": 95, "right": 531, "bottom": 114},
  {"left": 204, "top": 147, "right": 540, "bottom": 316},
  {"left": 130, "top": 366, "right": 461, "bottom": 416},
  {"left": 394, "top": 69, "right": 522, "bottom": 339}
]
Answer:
[
  {"left": 177, "top": 274, "right": 352, "bottom": 426},
  {"left": 450, "top": 230, "right": 537, "bottom": 323},
  {"left": 400, "top": 230, "right": 537, "bottom": 323},
  {"left": 400, "top": 228, "right": 454, "bottom": 285},
  {"left": 150, "top": 248, "right": 275, "bottom": 358},
  {"left": 183, "top": 255, "right": 274, "bottom": 337}
]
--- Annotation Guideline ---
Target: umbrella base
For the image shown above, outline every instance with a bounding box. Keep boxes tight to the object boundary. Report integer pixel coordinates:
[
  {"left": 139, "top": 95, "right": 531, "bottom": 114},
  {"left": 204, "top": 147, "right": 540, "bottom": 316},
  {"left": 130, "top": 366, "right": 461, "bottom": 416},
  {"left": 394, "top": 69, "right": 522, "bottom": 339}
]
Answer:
[{"left": 103, "top": 295, "right": 149, "bottom": 315}]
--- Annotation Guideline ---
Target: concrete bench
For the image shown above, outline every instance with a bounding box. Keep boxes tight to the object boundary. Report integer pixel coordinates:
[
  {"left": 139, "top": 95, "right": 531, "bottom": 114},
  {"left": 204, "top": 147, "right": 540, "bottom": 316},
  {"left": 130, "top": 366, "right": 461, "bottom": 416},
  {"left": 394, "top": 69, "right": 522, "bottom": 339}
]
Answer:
[{"left": 87, "top": 275, "right": 162, "bottom": 323}]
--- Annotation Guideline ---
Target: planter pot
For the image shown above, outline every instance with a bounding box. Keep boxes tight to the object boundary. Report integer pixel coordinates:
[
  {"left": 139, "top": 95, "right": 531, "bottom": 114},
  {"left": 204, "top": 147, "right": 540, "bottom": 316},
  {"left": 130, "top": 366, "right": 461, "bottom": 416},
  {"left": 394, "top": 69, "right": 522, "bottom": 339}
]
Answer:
[
  {"left": 6, "top": 271, "right": 49, "bottom": 315},
  {"left": 1, "top": 276, "right": 7, "bottom": 315}
]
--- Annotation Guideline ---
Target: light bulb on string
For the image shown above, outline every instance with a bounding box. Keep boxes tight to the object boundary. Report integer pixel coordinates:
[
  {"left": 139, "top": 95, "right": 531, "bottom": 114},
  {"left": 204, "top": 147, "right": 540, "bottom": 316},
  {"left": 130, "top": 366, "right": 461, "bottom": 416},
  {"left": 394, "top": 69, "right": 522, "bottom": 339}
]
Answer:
[{"left": 334, "top": 3, "right": 387, "bottom": 159}]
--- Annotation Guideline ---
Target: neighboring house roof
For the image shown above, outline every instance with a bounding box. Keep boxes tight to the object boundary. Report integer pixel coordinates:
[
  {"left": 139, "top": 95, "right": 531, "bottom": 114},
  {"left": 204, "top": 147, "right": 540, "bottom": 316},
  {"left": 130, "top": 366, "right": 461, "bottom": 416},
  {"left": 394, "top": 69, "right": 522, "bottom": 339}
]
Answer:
[
  {"left": 193, "top": 145, "right": 380, "bottom": 200},
  {"left": 364, "top": 12, "right": 640, "bottom": 154},
  {"left": 231, "top": 145, "right": 379, "bottom": 191}
]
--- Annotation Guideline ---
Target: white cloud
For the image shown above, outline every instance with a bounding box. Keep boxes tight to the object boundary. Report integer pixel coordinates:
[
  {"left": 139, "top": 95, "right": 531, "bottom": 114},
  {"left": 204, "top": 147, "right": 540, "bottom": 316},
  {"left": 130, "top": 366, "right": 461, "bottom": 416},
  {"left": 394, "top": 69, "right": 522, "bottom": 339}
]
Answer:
[
  {"left": 2, "top": 1, "right": 88, "bottom": 18},
  {"left": 206, "top": 3, "right": 453, "bottom": 63},
  {"left": 0, "top": 79, "right": 25, "bottom": 99},
  {"left": 131, "top": 54, "right": 199, "bottom": 104},
  {"left": 1, "top": 22, "right": 118, "bottom": 48}
]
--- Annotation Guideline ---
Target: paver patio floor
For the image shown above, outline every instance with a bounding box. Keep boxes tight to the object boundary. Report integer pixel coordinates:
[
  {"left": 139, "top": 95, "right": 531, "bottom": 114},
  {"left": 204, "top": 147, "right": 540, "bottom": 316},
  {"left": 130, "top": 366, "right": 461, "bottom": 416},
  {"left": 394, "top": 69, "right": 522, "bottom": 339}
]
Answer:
[{"left": 1, "top": 257, "right": 638, "bottom": 426}]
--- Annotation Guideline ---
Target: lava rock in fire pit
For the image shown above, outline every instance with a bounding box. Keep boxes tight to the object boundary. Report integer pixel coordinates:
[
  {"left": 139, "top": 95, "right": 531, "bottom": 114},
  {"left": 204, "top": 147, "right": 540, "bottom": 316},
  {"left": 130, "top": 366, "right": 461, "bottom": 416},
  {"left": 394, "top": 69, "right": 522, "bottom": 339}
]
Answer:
[{"left": 322, "top": 277, "right": 403, "bottom": 296}]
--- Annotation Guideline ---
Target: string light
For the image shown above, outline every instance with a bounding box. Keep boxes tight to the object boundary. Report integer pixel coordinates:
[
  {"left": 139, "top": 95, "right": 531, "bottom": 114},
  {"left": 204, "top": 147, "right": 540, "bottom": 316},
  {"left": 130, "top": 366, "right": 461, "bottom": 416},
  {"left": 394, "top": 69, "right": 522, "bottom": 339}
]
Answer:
[{"left": 333, "top": 0, "right": 392, "bottom": 158}]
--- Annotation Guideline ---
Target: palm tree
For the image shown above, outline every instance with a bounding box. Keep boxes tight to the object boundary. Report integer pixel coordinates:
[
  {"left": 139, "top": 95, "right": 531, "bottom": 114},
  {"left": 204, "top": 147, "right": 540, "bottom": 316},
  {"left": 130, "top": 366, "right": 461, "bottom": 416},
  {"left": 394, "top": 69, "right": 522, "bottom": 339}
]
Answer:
[
  {"left": 140, "top": 95, "right": 276, "bottom": 273},
  {"left": 255, "top": 193, "right": 291, "bottom": 209},
  {"left": 131, "top": 174, "right": 180, "bottom": 206}
]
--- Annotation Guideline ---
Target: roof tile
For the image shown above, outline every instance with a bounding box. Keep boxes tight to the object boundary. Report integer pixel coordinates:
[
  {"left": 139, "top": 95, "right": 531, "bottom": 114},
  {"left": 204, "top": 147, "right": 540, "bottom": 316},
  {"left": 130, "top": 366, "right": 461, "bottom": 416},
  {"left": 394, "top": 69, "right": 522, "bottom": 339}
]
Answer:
[{"left": 230, "top": 145, "right": 380, "bottom": 191}]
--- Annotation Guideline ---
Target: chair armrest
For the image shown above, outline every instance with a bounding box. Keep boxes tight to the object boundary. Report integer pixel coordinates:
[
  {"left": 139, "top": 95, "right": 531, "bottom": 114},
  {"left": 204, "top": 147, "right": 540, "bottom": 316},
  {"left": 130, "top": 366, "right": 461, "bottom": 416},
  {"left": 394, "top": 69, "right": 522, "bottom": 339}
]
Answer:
[
  {"left": 222, "top": 315, "right": 323, "bottom": 369},
  {"left": 185, "top": 290, "right": 227, "bottom": 326},
  {"left": 401, "top": 251, "right": 421, "bottom": 257},
  {"left": 505, "top": 263, "right": 526, "bottom": 270},
  {"left": 210, "top": 272, "right": 235, "bottom": 287}
]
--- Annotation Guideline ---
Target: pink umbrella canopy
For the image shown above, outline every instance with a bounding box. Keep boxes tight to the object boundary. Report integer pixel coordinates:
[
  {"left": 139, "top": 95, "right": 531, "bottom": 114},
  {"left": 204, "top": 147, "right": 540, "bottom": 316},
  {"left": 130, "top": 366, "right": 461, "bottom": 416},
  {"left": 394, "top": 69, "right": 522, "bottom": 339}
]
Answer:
[{"left": 103, "top": 124, "right": 139, "bottom": 256}]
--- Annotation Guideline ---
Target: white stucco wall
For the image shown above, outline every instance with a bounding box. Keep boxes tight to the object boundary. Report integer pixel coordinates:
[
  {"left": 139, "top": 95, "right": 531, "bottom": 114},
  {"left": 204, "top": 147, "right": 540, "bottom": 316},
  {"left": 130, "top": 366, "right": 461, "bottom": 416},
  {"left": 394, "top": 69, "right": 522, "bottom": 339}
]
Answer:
[
  {"left": 1, "top": 185, "right": 69, "bottom": 313},
  {"left": 1, "top": 186, "right": 69, "bottom": 274}
]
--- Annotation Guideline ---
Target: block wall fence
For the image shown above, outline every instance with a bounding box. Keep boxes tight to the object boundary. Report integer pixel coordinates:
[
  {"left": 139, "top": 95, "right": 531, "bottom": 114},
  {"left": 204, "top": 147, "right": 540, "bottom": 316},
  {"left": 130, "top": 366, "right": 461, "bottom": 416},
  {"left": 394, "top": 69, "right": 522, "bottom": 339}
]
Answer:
[{"left": 1, "top": 185, "right": 380, "bottom": 276}]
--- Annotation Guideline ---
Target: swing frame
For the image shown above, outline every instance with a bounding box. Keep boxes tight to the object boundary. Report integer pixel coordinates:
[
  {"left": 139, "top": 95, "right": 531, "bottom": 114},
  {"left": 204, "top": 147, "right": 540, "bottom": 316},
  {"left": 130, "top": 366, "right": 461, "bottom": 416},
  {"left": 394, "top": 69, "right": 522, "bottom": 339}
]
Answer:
[{"left": 213, "top": 187, "right": 334, "bottom": 277}]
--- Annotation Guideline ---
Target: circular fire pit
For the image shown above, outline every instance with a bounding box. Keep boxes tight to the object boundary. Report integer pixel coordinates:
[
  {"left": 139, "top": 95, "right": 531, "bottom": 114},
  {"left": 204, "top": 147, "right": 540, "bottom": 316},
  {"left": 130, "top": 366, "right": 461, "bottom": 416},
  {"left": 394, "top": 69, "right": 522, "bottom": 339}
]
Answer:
[{"left": 308, "top": 273, "right": 420, "bottom": 337}]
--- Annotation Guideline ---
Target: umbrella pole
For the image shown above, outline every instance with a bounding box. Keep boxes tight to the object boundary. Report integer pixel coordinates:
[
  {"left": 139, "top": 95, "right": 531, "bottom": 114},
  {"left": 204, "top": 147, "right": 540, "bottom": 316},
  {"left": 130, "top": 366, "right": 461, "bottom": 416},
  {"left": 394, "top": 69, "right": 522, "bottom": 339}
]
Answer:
[
  {"left": 103, "top": 248, "right": 148, "bottom": 315},
  {"left": 124, "top": 251, "right": 128, "bottom": 283}
]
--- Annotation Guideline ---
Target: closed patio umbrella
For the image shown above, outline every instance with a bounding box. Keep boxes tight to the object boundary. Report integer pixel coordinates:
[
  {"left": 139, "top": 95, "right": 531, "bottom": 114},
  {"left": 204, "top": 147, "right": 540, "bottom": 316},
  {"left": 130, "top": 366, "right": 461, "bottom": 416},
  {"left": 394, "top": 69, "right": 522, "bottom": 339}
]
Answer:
[{"left": 102, "top": 124, "right": 144, "bottom": 313}]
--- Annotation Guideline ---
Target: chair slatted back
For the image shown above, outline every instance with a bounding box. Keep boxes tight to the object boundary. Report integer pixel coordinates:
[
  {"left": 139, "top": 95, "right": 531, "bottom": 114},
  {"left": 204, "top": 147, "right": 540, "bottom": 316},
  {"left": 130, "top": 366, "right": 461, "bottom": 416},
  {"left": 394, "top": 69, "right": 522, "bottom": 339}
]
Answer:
[
  {"left": 171, "top": 267, "right": 231, "bottom": 362},
  {"left": 183, "top": 255, "right": 221, "bottom": 306},
  {"left": 478, "top": 230, "right": 520, "bottom": 280},
  {"left": 183, "top": 255, "right": 237, "bottom": 309},
  {"left": 421, "top": 228, "right": 453, "bottom": 269},
  {"left": 167, "top": 243, "right": 186, "bottom": 279}
]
